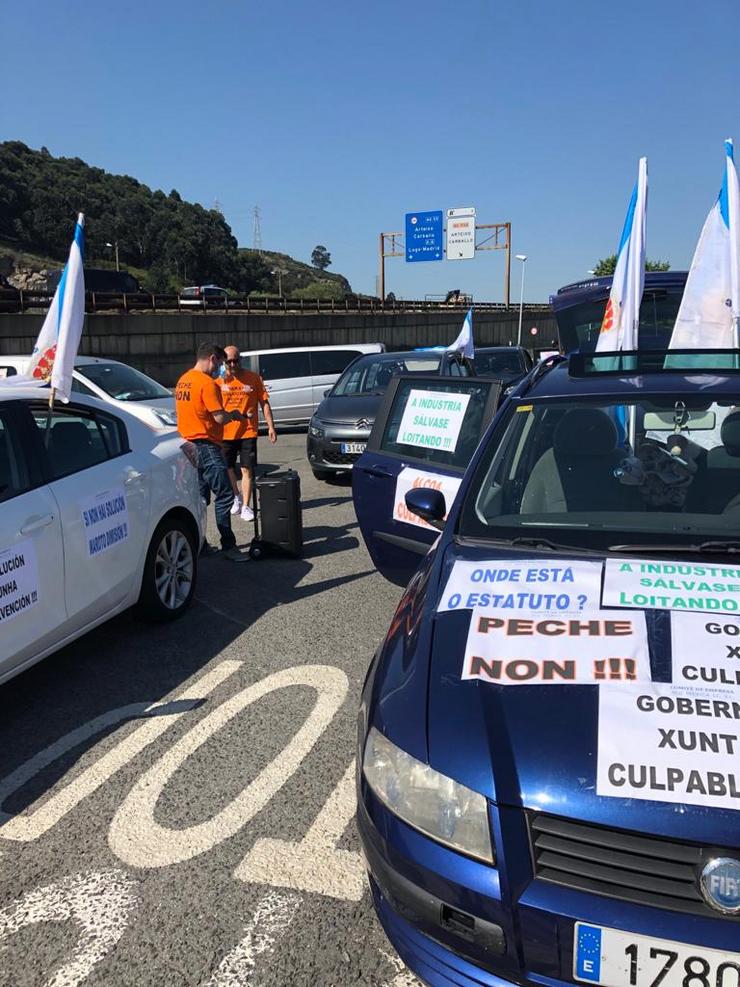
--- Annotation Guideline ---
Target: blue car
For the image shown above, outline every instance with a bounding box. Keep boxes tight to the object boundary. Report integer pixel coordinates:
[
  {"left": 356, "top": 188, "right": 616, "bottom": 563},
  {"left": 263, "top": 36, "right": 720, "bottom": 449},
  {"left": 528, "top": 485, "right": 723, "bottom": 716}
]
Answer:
[{"left": 353, "top": 349, "right": 740, "bottom": 987}]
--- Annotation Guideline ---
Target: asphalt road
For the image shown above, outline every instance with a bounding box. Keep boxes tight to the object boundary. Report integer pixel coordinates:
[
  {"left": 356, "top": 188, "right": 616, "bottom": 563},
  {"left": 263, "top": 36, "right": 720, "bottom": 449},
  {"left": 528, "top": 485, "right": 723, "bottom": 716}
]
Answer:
[{"left": 0, "top": 434, "right": 423, "bottom": 987}]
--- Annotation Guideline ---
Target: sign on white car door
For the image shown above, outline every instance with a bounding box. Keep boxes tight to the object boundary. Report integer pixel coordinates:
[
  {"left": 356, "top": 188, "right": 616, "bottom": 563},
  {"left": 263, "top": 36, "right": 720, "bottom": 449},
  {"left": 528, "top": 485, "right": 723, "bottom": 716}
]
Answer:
[
  {"left": 0, "top": 405, "right": 67, "bottom": 680},
  {"left": 30, "top": 405, "right": 149, "bottom": 624}
]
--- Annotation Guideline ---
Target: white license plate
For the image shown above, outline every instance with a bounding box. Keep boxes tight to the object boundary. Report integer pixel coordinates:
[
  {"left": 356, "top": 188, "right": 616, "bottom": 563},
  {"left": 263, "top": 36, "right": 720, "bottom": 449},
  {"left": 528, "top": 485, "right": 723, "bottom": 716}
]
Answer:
[
  {"left": 574, "top": 923, "right": 740, "bottom": 987},
  {"left": 340, "top": 442, "right": 366, "bottom": 455}
]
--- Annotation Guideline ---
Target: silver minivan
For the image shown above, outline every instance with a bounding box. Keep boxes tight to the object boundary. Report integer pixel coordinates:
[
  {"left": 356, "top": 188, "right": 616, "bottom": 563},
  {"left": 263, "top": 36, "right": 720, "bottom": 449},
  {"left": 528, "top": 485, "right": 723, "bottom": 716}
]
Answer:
[{"left": 240, "top": 343, "right": 384, "bottom": 427}]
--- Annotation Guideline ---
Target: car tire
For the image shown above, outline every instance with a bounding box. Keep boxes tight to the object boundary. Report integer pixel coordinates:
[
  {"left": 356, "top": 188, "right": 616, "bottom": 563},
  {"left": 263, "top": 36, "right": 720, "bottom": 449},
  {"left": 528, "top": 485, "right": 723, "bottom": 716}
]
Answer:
[{"left": 137, "top": 518, "right": 197, "bottom": 622}]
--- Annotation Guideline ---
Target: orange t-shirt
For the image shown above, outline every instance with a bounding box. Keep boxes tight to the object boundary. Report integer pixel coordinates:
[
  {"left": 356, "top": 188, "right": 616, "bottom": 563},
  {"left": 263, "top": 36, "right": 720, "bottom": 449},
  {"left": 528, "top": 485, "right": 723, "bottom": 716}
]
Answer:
[
  {"left": 218, "top": 369, "right": 269, "bottom": 440},
  {"left": 175, "top": 368, "right": 225, "bottom": 443}
]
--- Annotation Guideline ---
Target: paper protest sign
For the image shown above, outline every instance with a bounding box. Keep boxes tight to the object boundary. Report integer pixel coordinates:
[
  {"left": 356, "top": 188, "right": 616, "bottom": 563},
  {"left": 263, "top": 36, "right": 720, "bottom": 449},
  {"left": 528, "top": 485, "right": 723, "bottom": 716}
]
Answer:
[
  {"left": 439, "top": 559, "right": 603, "bottom": 616},
  {"left": 393, "top": 467, "right": 462, "bottom": 530},
  {"left": 0, "top": 539, "right": 39, "bottom": 625},
  {"left": 397, "top": 389, "right": 471, "bottom": 453},
  {"left": 671, "top": 612, "right": 740, "bottom": 689},
  {"left": 597, "top": 683, "right": 740, "bottom": 811},
  {"left": 462, "top": 609, "right": 649, "bottom": 686},
  {"left": 81, "top": 487, "right": 129, "bottom": 558},
  {"left": 603, "top": 558, "right": 740, "bottom": 614}
]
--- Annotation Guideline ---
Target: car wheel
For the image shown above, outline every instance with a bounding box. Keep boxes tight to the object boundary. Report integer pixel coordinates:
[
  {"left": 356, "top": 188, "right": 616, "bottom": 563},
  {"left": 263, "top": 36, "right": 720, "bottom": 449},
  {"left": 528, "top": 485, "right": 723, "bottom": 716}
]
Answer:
[
  {"left": 311, "top": 467, "right": 334, "bottom": 482},
  {"left": 137, "top": 519, "right": 197, "bottom": 621}
]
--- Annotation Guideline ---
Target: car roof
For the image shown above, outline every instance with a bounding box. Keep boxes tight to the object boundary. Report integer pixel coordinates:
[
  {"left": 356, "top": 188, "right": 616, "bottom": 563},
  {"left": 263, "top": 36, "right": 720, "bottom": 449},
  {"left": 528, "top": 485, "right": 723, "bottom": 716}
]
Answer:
[
  {"left": 240, "top": 343, "right": 383, "bottom": 356},
  {"left": 522, "top": 354, "right": 740, "bottom": 401}
]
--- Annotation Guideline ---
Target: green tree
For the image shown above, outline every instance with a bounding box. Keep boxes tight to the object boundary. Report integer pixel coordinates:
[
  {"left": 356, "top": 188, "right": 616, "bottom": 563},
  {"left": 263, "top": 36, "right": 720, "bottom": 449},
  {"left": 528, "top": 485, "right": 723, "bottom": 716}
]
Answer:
[
  {"left": 592, "top": 254, "right": 671, "bottom": 276},
  {"left": 310, "top": 244, "right": 331, "bottom": 270}
]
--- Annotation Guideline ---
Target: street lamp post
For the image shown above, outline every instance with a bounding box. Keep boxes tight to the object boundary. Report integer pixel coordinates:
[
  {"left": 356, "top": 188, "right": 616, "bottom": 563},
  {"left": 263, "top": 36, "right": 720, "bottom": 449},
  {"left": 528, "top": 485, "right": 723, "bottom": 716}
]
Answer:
[
  {"left": 515, "top": 254, "right": 527, "bottom": 346},
  {"left": 105, "top": 241, "right": 120, "bottom": 272},
  {"left": 271, "top": 268, "right": 286, "bottom": 297}
]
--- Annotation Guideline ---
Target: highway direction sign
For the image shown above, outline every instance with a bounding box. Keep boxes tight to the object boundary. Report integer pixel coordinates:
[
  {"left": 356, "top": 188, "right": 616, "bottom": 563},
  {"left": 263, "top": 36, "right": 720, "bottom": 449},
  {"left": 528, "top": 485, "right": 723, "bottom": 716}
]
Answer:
[
  {"left": 446, "top": 206, "right": 476, "bottom": 260},
  {"left": 405, "top": 211, "right": 443, "bottom": 262}
]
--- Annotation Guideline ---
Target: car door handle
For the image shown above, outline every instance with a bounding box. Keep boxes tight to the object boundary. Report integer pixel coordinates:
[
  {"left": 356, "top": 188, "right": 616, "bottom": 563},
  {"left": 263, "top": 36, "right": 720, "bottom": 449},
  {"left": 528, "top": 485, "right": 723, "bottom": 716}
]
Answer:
[
  {"left": 20, "top": 513, "right": 55, "bottom": 535},
  {"left": 365, "top": 465, "right": 393, "bottom": 479}
]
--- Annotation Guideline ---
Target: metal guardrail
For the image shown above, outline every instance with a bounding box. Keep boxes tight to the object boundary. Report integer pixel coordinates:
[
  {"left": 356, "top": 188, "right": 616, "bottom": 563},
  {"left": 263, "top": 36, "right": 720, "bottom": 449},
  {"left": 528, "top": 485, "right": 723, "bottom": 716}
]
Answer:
[{"left": 0, "top": 288, "right": 549, "bottom": 316}]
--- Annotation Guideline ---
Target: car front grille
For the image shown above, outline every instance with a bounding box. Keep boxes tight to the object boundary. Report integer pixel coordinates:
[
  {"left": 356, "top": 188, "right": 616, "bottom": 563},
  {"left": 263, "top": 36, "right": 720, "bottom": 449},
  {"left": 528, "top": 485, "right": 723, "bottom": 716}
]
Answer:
[
  {"left": 529, "top": 813, "right": 739, "bottom": 920},
  {"left": 323, "top": 449, "right": 361, "bottom": 465}
]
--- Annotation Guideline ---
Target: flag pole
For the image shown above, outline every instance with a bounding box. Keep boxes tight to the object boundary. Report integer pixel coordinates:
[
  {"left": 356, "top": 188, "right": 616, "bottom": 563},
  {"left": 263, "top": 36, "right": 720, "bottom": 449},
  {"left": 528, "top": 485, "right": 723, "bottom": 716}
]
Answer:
[{"left": 44, "top": 386, "right": 56, "bottom": 448}]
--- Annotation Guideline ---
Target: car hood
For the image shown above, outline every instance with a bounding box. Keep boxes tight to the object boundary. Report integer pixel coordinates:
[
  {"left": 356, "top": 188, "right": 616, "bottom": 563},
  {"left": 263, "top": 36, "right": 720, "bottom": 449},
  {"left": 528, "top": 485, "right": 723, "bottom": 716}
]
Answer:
[
  {"left": 315, "top": 393, "right": 381, "bottom": 425},
  {"left": 425, "top": 542, "right": 738, "bottom": 845}
]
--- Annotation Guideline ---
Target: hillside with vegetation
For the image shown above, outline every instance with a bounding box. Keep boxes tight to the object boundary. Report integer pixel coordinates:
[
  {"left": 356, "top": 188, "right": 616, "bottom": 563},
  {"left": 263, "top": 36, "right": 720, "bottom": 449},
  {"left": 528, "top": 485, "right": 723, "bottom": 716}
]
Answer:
[{"left": 0, "top": 142, "right": 353, "bottom": 297}]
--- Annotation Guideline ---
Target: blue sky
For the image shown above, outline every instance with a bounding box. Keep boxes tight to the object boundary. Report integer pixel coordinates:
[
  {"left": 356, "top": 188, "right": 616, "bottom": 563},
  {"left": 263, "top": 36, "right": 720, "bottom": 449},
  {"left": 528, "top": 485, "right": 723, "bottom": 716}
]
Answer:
[{"left": 1, "top": 0, "right": 739, "bottom": 301}]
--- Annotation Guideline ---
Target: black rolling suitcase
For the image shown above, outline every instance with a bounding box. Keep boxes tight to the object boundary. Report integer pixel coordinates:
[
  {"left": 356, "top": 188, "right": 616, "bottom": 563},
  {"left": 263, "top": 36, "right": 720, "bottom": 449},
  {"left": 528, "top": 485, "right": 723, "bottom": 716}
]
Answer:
[{"left": 249, "top": 469, "right": 303, "bottom": 559}]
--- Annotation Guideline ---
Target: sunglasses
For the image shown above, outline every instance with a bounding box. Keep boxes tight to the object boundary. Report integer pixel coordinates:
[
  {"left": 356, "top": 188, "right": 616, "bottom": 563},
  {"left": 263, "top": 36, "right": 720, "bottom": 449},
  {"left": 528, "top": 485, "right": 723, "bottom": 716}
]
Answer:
[{"left": 225, "top": 358, "right": 240, "bottom": 365}]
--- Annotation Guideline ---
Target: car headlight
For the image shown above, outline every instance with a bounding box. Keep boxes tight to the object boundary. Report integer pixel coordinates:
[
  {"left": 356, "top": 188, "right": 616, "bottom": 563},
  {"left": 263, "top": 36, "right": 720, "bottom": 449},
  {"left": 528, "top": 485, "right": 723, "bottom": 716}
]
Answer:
[
  {"left": 308, "top": 420, "right": 325, "bottom": 439},
  {"left": 153, "top": 408, "right": 177, "bottom": 427},
  {"left": 363, "top": 727, "right": 494, "bottom": 864}
]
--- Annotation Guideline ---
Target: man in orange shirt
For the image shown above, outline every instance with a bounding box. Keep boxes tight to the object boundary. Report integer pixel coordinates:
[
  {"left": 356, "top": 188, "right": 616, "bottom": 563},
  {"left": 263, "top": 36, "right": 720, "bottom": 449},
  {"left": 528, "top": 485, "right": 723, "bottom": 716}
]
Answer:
[
  {"left": 218, "top": 344, "right": 277, "bottom": 521},
  {"left": 175, "top": 342, "right": 250, "bottom": 559}
]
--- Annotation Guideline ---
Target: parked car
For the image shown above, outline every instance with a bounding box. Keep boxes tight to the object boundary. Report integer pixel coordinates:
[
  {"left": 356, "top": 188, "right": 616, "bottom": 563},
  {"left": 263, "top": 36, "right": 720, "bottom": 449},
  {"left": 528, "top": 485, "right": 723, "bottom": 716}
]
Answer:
[
  {"left": 240, "top": 343, "right": 384, "bottom": 429},
  {"left": 0, "top": 387, "right": 206, "bottom": 685},
  {"left": 353, "top": 348, "right": 740, "bottom": 986},
  {"left": 473, "top": 345, "right": 533, "bottom": 389},
  {"left": 307, "top": 349, "right": 476, "bottom": 481},
  {"left": 0, "top": 356, "right": 177, "bottom": 429},
  {"left": 179, "top": 285, "right": 230, "bottom": 307}
]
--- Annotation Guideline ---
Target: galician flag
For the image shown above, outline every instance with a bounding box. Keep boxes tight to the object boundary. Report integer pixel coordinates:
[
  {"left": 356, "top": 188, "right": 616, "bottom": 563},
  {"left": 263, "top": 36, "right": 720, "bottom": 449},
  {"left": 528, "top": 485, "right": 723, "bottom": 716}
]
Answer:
[
  {"left": 669, "top": 139, "right": 740, "bottom": 352},
  {"left": 27, "top": 213, "right": 85, "bottom": 402},
  {"left": 447, "top": 306, "right": 474, "bottom": 358},
  {"left": 596, "top": 158, "right": 648, "bottom": 352}
]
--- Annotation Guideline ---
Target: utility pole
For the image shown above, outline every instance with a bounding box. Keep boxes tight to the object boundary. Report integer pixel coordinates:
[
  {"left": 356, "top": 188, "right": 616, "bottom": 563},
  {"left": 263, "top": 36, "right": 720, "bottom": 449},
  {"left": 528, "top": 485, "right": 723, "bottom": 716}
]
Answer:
[{"left": 253, "top": 206, "right": 263, "bottom": 253}]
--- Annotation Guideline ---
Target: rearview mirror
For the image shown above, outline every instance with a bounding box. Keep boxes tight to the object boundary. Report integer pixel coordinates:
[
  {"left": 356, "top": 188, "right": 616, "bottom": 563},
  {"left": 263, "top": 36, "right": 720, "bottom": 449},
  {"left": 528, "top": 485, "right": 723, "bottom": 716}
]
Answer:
[{"left": 405, "top": 488, "right": 446, "bottom": 530}]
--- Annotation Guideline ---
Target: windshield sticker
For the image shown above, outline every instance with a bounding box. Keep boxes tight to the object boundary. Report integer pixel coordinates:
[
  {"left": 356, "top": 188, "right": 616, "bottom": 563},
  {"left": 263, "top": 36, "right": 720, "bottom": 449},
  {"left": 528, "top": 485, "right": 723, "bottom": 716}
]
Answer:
[
  {"left": 0, "top": 539, "right": 40, "bottom": 625},
  {"left": 81, "top": 487, "right": 129, "bottom": 558},
  {"left": 439, "top": 559, "right": 604, "bottom": 615},
  {"left": 603, "top": 558, "right": 740, "bottom": 614},
  {"left": 393, "top": 467, "right": 462, "bottom": 530},
  {"left": 671, "top": 612, "right": 740, "bottom": 689},
  {"left": 597, "top": 683, "right": 740, "bottom": 811},
  {"left": 516, "top": 404, "right": 533, "bottom": 412},
  {"left": 397, "top": 389, "right": 471, "bottom": 453},
  {"left": 461, "top": 608, "right": 650, "bottom": 686}
]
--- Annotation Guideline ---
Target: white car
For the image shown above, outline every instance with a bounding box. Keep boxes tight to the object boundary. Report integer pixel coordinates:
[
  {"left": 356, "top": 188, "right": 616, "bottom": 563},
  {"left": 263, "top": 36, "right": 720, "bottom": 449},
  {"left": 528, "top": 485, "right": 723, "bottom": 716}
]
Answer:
[
  {"left": 0, "top": 356, "right": 177, "bottom": 429},
  {"left": 0, "top": 387, "right": 206, "bottom": 685}
]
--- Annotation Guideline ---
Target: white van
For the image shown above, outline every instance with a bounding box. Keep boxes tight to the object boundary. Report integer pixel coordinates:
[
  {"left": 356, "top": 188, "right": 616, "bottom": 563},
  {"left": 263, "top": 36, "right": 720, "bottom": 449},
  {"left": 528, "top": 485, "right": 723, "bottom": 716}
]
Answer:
[
  {"left": 240, "top": 343, "right": 384, "bottom": 427},
  {"left": 0, "top": 356, "right": 177, "bottom": 429}
]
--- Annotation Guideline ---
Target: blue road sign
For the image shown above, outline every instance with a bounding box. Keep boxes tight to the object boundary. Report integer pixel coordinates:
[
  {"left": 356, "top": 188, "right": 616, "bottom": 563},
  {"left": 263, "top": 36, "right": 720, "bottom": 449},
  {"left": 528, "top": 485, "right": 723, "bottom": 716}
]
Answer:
[{"left": 405, "top": 211, "right": 443, "bottom": 262}]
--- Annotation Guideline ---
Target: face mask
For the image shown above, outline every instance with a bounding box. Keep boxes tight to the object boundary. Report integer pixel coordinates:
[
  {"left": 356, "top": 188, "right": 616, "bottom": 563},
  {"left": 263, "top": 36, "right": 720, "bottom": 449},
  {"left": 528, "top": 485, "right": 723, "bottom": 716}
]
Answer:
[{"left": 211, "top": 362, "right": 225, "bottom": 379}]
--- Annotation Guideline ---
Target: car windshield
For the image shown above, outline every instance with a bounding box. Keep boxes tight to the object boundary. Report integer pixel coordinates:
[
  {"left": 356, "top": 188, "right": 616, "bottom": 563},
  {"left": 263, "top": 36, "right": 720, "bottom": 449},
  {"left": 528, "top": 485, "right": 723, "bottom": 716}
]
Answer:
[
  {"left": 459, "top": 395, "right": 740, "bottom": 551},
  {"left": 78, "top": 363, "right": 171, "bottom": 402},
  {"left": 332, "top": 354, "right": 442, "bottom": 396},
  {"left": 474, "top": 351, "right": 523, "bottom": 376}
]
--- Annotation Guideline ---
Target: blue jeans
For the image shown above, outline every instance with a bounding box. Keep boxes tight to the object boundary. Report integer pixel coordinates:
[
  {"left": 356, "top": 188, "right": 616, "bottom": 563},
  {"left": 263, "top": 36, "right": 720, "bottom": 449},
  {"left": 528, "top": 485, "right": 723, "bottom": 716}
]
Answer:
[{"left": 194, "top": 441, "right": 236, "bottom": 550}]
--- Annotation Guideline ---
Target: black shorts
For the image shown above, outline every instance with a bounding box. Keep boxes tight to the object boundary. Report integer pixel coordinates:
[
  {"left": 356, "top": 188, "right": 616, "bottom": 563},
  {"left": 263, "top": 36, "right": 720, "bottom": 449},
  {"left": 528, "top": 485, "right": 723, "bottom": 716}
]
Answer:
[{"left": 223, "top": 438, "right": 257, "bottom": 471}]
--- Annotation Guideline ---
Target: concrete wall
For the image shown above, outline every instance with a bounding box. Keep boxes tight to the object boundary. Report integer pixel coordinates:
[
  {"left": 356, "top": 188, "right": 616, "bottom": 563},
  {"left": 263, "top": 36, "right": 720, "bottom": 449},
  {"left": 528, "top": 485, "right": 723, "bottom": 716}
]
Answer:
[{"left": 0, "top": 308, "right": 557, "bottom": 386}]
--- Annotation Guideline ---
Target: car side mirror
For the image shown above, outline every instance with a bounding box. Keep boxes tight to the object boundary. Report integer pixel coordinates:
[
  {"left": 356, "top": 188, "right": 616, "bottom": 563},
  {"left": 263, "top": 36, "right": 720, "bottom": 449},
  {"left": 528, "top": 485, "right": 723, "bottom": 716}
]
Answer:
[{"left": 405, "top": 488, "right": 446, "bottom": 530}]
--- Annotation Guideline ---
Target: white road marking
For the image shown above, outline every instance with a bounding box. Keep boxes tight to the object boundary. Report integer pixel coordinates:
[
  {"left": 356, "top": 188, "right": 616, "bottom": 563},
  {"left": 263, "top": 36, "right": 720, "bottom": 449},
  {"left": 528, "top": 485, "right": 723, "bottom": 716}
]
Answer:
[
  {"left": 108, "top": 664, "right": 349, "bottom": 868},
  {"left": 202, "top": 890, "right": 302, "bottom": 986},
  {"left": 236, "top": 759, "right": 364, "bottom": 901},
  {"left": 0, "top": 869, "right": 138, "bottom": 987},
  {"left": 0, "top": 661, "right": 242, "bottom": 843}
]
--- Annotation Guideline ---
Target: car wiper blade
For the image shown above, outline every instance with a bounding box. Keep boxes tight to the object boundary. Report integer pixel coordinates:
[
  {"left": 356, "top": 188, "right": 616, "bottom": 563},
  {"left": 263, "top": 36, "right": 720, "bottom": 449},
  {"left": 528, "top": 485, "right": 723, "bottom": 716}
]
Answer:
[
  {"left": 608, "top": 541, "right": 740, "bottom": 555},
  {"left": 505, "top": 536, "right": 577, "bottom": 552}
]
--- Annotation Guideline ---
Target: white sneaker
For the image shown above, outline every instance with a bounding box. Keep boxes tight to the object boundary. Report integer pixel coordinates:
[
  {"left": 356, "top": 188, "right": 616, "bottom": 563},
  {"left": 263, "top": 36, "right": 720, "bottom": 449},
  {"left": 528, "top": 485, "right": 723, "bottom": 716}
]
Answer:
[
  {"left": 240, "top": 504, "right": 255, "bottom": 521},
  {"left": 230, "top": 496, "right": 242, "bottom": 515}
]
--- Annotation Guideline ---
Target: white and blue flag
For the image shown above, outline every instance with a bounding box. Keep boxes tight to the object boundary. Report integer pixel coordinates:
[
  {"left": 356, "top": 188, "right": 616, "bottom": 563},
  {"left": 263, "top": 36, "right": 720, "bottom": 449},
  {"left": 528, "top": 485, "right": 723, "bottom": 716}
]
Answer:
[
  {"left": 669, "top": 139, "right": 740, "bottom": 353},
  {"left": 27, "top": 213, "right": 86, "bottom": 402},
  {"left": 447, "top": 306, "right": 474, "bottom": 359},
  {"left": 596, "top": 158, "right": 648, "bottom": 353}
]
